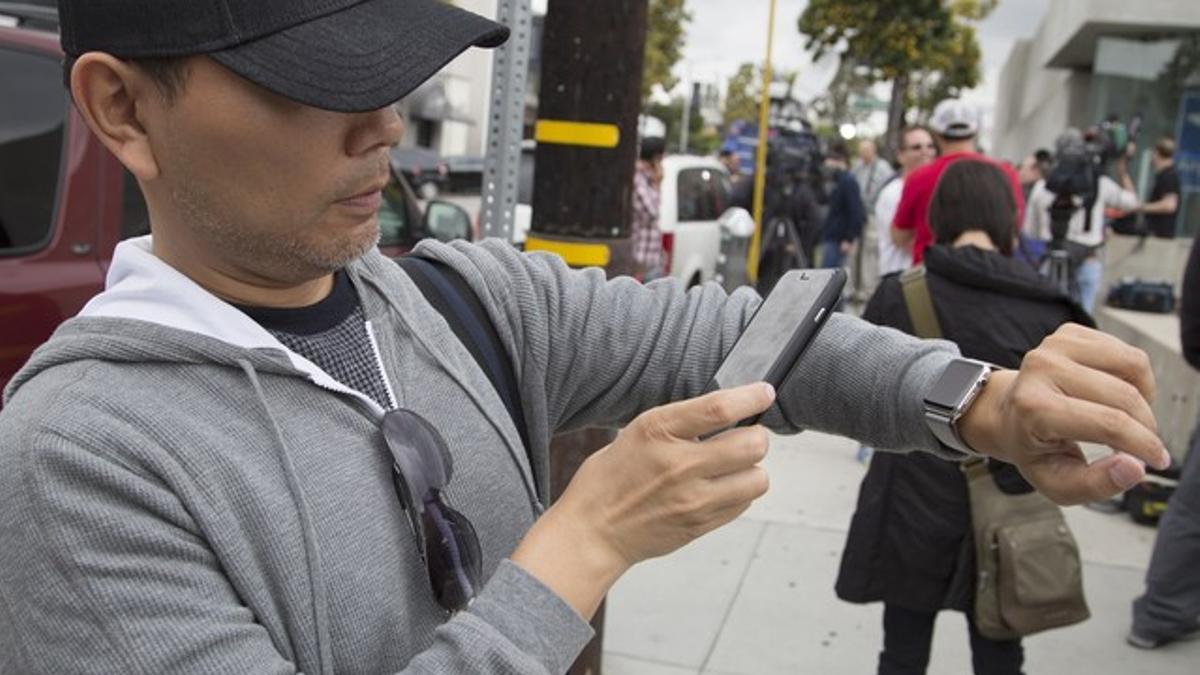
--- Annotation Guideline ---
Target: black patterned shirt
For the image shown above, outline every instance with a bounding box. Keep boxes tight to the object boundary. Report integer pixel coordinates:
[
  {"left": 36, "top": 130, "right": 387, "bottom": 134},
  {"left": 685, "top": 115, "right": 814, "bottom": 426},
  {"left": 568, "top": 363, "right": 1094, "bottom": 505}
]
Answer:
[{"left": 236, "top": 271, "right": 393, "bottom": 409}]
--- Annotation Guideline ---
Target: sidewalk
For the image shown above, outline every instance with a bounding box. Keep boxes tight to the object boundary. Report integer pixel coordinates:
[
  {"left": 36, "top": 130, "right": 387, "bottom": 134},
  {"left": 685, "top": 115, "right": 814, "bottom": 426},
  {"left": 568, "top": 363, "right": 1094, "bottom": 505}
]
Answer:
[{"left": 602, "top": 430, "right": 1196, "bottom": 675}]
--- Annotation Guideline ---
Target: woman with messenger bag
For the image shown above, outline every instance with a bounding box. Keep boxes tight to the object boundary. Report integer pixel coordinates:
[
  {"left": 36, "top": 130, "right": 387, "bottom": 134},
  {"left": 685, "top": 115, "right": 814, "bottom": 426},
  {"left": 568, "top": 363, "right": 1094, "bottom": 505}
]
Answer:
[{"left": 836, "top": 160, "right": 1092, "bottom": 675}]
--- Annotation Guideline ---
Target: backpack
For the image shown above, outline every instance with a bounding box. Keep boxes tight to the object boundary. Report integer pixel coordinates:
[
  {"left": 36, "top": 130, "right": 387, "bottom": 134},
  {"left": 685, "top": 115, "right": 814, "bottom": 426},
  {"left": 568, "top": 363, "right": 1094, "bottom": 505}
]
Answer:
[{"left": 395, "top": 256, "right": 534, "bottom": 489}]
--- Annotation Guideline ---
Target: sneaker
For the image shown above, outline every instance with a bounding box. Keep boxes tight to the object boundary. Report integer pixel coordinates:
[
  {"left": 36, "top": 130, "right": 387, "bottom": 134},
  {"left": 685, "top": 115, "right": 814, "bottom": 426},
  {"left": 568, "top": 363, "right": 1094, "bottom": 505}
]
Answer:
[{"left": 1126, "top": 624, "right": 1200, "bottom": 650}]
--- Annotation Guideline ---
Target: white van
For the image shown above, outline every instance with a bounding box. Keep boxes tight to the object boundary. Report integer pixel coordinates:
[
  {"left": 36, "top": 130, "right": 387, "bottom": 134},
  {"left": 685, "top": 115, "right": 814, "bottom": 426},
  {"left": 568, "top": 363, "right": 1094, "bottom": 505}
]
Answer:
[{"left": 658, "top": 155, "right": 736, "bottom": 286}]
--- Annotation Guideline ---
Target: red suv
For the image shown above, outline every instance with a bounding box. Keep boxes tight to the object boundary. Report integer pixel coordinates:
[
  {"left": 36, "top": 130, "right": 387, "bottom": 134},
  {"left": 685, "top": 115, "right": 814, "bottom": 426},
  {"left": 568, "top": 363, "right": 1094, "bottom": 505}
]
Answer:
[{"left": 0, "top": 4, "right": 472, "bottom": 399}]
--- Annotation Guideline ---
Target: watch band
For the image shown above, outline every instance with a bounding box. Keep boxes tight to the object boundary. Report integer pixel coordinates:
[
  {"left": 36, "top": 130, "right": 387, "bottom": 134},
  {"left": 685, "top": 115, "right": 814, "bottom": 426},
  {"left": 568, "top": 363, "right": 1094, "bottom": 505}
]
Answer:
[{"left": 923, "top": 359, "right": 998, "bottom": 457}]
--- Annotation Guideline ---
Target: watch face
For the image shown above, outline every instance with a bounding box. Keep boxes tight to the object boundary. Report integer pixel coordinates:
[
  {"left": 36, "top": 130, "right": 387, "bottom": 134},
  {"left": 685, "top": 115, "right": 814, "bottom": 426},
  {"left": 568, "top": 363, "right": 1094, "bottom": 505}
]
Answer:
[{"left": 928, "top": 360, "right": 989, "bottom": 409}]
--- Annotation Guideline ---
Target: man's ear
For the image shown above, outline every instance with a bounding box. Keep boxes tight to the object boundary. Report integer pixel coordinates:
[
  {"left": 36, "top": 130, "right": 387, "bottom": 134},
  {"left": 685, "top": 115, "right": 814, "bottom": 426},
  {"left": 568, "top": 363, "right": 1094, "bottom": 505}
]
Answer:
[{"left": 69, "top": 53, "right": 161, "bottom": 181}]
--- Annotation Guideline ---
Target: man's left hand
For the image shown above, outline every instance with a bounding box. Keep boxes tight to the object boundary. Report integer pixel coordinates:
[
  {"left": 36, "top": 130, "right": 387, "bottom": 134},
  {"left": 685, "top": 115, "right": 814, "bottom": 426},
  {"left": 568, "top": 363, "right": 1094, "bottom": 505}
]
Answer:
[{"left": 957, "top": 323, "right": 1170, "bottom": 505}]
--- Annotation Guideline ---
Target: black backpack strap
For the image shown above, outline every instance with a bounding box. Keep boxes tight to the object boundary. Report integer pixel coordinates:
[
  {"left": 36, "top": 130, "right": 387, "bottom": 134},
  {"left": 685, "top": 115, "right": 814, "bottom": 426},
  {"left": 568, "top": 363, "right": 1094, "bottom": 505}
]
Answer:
[{"left": 395, "top": 256, "right": 532, "bottom": 460}]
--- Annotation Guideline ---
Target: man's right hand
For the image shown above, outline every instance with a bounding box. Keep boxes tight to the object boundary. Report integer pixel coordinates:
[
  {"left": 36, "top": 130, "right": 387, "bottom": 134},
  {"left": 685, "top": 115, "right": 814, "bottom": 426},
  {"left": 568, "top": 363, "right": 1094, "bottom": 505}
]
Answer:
[{"left": 510, "top": 383, "right": 775, "bottom": 619}]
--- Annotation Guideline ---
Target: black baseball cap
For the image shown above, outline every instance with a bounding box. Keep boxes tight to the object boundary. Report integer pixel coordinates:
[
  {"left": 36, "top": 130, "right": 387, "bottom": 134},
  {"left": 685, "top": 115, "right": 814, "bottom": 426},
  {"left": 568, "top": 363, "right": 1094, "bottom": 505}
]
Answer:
[{"left": 57, "top": 0, "right": 510, "bottom": 113}]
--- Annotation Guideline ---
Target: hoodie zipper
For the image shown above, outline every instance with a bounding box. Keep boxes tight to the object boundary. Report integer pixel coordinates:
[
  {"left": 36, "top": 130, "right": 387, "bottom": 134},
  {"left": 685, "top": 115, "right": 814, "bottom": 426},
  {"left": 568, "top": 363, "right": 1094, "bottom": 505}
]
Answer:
[
  {"left": 363, "top": 321, "right": 400, "bottom": 411},
  {"left": 363, "top": 319, "right": 544, "bottom": 517}
]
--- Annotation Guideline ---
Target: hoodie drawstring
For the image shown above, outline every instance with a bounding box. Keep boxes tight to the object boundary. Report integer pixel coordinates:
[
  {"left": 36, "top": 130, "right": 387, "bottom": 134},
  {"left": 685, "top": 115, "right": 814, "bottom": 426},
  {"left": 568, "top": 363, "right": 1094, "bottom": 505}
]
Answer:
[{"left": 237, "top": 359, "right": 334, "bottom": 675}]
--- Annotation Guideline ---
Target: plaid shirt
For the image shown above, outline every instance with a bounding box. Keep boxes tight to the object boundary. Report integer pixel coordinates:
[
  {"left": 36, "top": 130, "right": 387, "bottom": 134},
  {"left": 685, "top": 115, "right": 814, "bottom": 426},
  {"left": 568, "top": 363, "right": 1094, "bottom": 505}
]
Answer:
[{"left": 631, "top": 163, "right": 663, "bottom": 278}]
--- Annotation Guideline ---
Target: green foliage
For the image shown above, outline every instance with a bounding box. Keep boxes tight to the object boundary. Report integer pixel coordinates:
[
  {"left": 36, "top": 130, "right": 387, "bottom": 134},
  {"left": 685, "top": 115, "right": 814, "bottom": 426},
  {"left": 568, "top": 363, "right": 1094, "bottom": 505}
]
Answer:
[
  {"left": 723, "top": 62, "right": 761, "bottom": 126},
  {"left": 798, "top": 0, "right": 996, "bottom": 117},
  {"left": 646, "top": 95, "right": 715, "bottom": 154},
  {"left": 643, "top": 0, "right": 692, "bottom": 101}
]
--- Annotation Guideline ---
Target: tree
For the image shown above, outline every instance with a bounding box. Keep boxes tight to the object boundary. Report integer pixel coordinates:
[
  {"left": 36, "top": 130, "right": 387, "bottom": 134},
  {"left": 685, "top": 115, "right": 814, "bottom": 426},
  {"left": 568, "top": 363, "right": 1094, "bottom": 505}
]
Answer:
[
  {"left": 642, "top": 0, "right": 692, "bottom": 102},
  {"left": 810, "top": 56, "right": 874, "bottom": 130},
  {"left": 723, "top": 62, "right": 760, "bottom": 126},
  {"left": 798, "top": 0, "right": 996, "bottom": 155}
]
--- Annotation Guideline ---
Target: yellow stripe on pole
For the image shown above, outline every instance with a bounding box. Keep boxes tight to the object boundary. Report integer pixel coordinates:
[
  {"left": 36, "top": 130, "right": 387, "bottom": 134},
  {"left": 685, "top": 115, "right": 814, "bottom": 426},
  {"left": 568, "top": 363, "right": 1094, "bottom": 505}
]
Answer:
[
  {"left": 525, "top": 236, "right": 612, "bottom": 267},
  {"left": 748, "top": 0, "right": 778, "bottom": 284},
  {"left": 534, "top": 120, "right": 622, "bottom": 148}
]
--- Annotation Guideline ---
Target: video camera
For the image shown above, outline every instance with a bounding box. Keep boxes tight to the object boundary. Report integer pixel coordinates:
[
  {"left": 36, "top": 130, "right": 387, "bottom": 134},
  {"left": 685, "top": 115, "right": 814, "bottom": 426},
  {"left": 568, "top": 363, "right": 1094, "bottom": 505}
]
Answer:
[
  {"left": 1044, "top": 114, "right": 1142, "bottom": 241},
  {"left": 763, "top": 125, "right": 823, "bottom": 209}
]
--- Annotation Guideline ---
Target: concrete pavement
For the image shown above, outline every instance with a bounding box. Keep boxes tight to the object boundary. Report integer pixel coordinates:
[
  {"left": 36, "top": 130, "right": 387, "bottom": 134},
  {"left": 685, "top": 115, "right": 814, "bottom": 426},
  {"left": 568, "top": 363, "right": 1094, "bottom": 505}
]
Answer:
[{"left": 602, "top": 430, "right": 1197, "bottom": 675}]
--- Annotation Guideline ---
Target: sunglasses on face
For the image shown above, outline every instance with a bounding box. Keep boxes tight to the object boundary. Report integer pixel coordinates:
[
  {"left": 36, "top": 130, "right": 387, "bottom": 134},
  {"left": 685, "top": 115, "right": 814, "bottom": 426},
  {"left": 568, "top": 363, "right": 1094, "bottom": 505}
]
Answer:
[{"left": 382, "top": 408, "right": 483, "bottom": 613}]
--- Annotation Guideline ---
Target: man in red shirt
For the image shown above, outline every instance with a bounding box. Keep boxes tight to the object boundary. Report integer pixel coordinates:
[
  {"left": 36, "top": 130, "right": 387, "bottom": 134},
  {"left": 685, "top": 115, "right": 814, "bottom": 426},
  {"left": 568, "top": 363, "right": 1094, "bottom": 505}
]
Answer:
[{"left": 891, "top": 99, "right": 1024, "bottom": 264}]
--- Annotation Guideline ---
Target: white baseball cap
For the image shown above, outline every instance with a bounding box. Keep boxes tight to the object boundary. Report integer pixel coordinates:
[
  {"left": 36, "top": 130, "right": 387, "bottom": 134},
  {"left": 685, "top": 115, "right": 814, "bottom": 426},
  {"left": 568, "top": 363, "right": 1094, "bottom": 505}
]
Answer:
[{"left": 929, "top": 99, "right": 979, "bottom": 140}]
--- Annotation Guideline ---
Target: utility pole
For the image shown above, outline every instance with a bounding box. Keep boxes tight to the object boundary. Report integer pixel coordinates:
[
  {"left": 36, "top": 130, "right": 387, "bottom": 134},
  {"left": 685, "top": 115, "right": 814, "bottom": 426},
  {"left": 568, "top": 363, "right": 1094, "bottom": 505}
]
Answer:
[{"left": 528, "top": 2, "right": 650, "bottom": 674}]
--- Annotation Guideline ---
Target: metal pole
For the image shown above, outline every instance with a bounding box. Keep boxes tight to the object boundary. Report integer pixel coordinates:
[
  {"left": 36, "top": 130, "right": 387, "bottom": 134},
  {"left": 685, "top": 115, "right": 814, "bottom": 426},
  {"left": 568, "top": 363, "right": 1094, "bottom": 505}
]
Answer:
[
  {"left": 480, "top": 0, "right": 533, "bottom": 242},
  {"left": 680, "top": 69, "right": 691, "bottom": 153},
  {"left": 747, "top": 0, "right": 777, "bottom": 283}
]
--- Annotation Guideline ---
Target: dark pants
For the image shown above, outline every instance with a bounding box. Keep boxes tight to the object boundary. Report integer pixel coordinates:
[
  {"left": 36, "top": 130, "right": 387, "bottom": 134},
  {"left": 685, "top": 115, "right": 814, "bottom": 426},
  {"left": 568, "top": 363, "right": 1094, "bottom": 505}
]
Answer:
[
  {"left": 1132, "top": 432, "right": 1200, "bottom": 640},
  {"left": 879, "top": 605, "right": 1024, "bottom": 675}
]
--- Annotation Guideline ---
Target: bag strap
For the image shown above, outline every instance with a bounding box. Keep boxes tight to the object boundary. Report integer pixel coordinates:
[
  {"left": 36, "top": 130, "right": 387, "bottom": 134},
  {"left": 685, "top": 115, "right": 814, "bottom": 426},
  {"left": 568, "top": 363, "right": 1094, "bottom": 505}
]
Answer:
[
  {"left": 899, "top": 265, "right": 944, "bottom": 340},
  {"left": 395, "top": 256, "right": 532, "bottom": 461},
  {"left": 900, "top": 267, "right": 985, "bottom": 476}
]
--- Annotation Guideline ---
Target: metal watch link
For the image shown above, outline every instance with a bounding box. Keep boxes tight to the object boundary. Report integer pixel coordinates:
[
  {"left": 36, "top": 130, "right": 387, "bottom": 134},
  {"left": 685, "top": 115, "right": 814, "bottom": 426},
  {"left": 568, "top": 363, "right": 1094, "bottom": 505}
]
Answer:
[{"left": 923, "top": 358, "right": 999, "bottom": 457}]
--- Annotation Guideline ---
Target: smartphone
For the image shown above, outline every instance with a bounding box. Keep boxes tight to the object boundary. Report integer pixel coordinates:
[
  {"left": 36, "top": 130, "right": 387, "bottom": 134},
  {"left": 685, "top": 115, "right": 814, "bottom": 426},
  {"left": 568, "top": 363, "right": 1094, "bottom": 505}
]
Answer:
[{"left": 705, "top": 268, "right": 846, "bottom": 425}]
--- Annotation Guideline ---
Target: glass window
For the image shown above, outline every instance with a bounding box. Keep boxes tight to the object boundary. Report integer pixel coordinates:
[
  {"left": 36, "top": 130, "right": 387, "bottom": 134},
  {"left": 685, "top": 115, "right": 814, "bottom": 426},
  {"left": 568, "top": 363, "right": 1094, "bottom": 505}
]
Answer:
[
  {"left": 377, "top": 177, "right": 414, "bottom": 246},
  {"left": 0, "top": 47, "right": 66, "bottom": 254},
  {"left": 677, "top": 167, "right": 727, "bottom": 222}
]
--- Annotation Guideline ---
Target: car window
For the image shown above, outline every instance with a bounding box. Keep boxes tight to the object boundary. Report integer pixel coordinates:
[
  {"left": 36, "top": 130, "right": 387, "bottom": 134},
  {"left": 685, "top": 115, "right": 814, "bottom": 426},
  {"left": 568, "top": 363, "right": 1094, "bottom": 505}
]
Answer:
[
  {"left": 677, "top": 167, "right": 726, "bottom": 222},
  {"left": 0, "top": 47, "right": 66, "bottom": 254},
  {"left": 377, "top": 179, "right": 413, "bottom": 246}
]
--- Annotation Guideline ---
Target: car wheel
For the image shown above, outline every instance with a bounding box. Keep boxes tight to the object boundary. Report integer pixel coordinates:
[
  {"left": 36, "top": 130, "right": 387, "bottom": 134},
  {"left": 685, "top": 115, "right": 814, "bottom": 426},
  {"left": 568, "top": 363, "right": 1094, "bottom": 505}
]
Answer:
[{"left": 418, "top": 181, "right": 439, "bottom": 201}]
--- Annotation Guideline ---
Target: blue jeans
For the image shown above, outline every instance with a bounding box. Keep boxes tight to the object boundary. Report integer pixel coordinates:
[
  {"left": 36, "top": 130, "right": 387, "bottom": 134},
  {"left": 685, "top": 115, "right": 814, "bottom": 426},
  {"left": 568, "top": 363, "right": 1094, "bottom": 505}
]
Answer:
[
  {"left": 1038, "top": 255, "right": 1102, "bottom": 315},
  {"left": 1132, "top": 430, "right": 1200, "bottom": 641},
  {"left": 820, "top": 240, "right": 848, "bottom": 269},
  {"left": 1076, "top": 257, "right": 1102, "bottom": 315}
]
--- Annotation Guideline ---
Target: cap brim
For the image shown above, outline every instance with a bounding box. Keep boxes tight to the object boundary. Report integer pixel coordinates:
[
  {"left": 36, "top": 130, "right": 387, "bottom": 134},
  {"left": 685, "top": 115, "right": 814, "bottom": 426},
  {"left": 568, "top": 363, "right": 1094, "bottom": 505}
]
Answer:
[{"left": 209, "top": 0, "right": 509, "bottom": 113}]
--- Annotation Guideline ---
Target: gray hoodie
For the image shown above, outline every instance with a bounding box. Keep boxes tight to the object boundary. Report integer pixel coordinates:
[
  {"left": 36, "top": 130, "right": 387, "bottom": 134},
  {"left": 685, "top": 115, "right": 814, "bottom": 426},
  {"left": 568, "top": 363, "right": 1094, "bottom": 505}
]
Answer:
[{"left": 0, "top": 236, "right": 956, "bottom": 674}]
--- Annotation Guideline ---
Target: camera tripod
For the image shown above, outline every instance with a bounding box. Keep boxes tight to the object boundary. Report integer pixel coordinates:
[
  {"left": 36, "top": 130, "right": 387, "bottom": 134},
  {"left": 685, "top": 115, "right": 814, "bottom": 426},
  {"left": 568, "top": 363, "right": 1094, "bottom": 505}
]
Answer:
[{"left": 1042, "top": 200, "right": 1079, "bottom": 299}]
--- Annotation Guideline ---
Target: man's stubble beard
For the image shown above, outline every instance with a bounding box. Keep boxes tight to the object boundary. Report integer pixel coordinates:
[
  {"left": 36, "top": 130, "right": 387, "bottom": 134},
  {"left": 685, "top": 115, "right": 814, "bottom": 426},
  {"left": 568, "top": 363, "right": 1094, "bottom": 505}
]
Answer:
[{"left": 170, "top": 179, "right": 380, "bottom": 284}]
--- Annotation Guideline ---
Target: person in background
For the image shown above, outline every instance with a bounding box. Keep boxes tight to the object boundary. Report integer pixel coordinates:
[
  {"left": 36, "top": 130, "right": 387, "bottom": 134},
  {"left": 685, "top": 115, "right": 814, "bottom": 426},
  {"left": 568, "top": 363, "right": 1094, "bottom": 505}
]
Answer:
[
  {"left": 1024, "top": 129, "right": 1138, "bottom": 314},
  {"left": 1127, "top": 225, "right": 1200, "bottom": 649},
  {"left": 819, "top": 142, "right": 866, "bottom": 271},
  {"left": 838, "top": 160, "right": 1093, "bottom": 675},
  {"left": 719, "top": 147, "right": 742, "bottom": 178},
  {"left": 1018, "top": 153, "right": 1044, "bottom": 202},
  {"left": 852, "top": 138, "right": 896, "bottom": 212},
  {"left": 1140, "top": 138, "right": 1181, "bottom": 239},
  {"left": 876, "top": 126, "right": 936, "bottom": 278},
  {"left": 892, "top": 99, "right": 1025, "bottom": 265},
  {"left": 632, "top": 136, "right": 666, "bottom": 281}
]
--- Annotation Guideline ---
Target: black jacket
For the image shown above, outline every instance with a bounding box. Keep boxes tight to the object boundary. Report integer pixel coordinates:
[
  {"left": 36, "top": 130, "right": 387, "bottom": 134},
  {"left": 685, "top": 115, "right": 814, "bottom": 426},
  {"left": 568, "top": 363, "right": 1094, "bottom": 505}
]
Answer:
[
  {"left": 821, "top": 170, "right": 866, "bottom": 244},
  {"left": 835, "top": 244, "right": 1093, "bottom": 612},
  {"left": 1180, "top": 228, "right": 1200, "bottom": 371}
]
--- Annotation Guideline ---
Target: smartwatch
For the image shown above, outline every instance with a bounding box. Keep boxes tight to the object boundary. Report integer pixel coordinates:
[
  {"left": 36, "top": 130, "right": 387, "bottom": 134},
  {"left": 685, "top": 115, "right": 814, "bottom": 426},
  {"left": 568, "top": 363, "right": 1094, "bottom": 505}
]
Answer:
[{"left": 923, "top": 358, "right": 998, "bottom": 457}]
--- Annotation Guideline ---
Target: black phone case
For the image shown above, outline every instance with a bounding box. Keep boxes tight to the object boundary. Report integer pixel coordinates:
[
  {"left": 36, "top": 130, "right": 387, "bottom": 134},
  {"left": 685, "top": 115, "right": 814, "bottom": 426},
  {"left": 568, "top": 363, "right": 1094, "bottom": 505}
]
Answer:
[{"left": 706, "top": 268, "right": 846, "bottom": 426}]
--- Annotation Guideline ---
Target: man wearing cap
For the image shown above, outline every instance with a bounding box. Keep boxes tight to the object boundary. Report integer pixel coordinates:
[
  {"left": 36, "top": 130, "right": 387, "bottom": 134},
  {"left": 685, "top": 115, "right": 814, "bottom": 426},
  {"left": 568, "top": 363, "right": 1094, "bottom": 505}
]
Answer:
[
  {"left": 891, "top": 99, "right": 1025, "bottom": 265},
  {"left": 0, "top": 3, "right": 1175, "bottom": 673}
]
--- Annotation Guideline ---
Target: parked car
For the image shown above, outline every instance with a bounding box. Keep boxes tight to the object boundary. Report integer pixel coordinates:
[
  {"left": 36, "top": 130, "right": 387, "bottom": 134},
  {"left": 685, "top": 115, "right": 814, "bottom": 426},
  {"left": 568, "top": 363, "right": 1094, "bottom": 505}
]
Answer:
[
  {"left": 444, "top": 154, "right": 485, "bottom": 193},
  {"left": 390, "top": 145, "right": 449, "bottom": 200},
  {"left": 658, "top": 155, "right": 739, "bottom": 286},
  {"left": 0, "top": 4, "right": 471, "bottom": 400}
]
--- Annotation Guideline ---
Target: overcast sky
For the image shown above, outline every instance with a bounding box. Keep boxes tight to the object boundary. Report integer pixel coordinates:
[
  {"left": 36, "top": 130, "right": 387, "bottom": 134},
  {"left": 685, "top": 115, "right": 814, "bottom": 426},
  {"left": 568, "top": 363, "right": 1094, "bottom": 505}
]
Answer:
[{"left": 676, "top": 0, "right": 1051, "bottom": 139}]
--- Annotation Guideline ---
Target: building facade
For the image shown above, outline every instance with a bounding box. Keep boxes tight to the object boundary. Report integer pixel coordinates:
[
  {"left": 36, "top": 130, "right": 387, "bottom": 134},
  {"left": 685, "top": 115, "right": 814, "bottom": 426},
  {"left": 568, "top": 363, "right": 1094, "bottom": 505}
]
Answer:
[{"left": 992, "top": 0, "right": 1200, "bottom": 237}]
